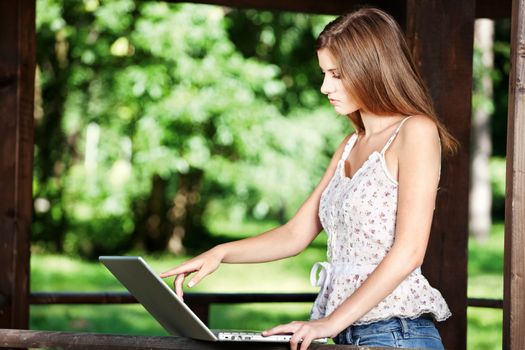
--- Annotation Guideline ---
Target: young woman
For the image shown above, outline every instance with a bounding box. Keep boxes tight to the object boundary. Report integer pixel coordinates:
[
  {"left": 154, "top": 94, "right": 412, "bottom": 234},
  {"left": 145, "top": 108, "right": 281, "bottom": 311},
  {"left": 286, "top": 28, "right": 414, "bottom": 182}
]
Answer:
[{"left": 161, "top": 7, "right": 455, "bottom": 349}]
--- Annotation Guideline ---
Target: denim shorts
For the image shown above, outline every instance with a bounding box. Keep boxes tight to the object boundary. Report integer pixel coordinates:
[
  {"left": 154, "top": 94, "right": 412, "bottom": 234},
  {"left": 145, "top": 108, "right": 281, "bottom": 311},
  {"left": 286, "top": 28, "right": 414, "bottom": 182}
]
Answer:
[{"left": 333, "top": 316, "right": 444, "bottom": 349}]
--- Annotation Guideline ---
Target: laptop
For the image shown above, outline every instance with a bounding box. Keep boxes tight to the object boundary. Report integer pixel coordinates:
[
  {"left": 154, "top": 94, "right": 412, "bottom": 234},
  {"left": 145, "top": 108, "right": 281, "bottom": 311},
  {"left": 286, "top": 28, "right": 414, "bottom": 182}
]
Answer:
[{"left": 99, "top": 256, "right": 326, "bottom": 343}]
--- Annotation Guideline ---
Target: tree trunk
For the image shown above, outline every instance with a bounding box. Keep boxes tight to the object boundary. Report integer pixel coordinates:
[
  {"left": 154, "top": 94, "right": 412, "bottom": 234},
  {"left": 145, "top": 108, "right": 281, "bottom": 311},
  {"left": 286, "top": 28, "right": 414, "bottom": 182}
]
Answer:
[
  {"left": 470, "top": 19, "right": 494, "bottom": 241},
  {"left": 133, "top": 170, "right": 210, "bottom": 254},
  {"left": 133, "top": 175, "right": 174, "bottom": 252},
  {"left": 169, "top": 169, "right": 209, "bottom": 254}
]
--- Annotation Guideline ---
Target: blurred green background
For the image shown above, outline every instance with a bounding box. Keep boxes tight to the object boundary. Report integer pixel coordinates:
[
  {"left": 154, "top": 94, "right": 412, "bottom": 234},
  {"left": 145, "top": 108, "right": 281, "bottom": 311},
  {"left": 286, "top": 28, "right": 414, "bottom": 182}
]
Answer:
[{"left": 33, "top": 1, "right": 510, "bottom": 349}]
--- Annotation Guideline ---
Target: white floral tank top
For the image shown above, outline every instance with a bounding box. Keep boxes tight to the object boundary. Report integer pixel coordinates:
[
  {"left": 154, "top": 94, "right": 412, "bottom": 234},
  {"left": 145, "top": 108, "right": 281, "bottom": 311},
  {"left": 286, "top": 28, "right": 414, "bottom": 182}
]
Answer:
[{"left": 310, "top": 117, "right": 451, "bottom": 324}]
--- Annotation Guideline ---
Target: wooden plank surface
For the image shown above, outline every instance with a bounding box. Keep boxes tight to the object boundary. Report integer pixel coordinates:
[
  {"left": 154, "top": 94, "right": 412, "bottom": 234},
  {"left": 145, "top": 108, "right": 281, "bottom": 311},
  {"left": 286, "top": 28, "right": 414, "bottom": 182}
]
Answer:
[
  {"left": 0, "top": 329, "right": 386, "bottom": 350},
  {"left": 503, "top": 0, "right": 525, "bottom": 349},
  {"left": 404, "top": 1, "right": 474, "bottom": 349},
  {"left": 0, "top": 0, "right": 35, "bottom": 330}
]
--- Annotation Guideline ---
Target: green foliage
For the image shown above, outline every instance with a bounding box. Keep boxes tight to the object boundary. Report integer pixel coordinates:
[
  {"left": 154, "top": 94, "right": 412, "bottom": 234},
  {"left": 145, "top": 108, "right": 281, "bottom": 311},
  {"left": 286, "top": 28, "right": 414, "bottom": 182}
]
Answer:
[
  {"left": 472, "top": 46, "right": 494, "bottom": 116},
  {"left": 490, "top": 157, "right": 506, "bottom": 219},
  {"left": 491, "top": 20, "right": 511, "bottom": 157},
  {"left": 35, "top": 0, "right": 347, "bottom": 257},
  {"left": 470, "top": 19, "right": 509, "bottom": 228},
  {"left": 471, "top": 19, "right": 510, "bottom": 159},
  {"left": 224, "top": 10, "right": 335, "bottom": 114}
]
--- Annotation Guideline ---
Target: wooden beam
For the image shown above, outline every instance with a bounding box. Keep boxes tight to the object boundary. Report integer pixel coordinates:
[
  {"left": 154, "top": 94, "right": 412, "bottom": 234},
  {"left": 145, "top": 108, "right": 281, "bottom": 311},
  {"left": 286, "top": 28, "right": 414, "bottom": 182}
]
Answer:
[
  {"left": 0, "top": 0, "right": 35, "bottom": 330},
  {"left": 164, "top": 0, "right": 406, "bottom": 19},
  {"left": 476, "top": 0, "right": 512, "bottom": 19},
  {"left": 163, "top": 0, "right": 510, "bottom": 18},
  {"left": 503, "top": 0, "right": 525, "bottom": 349},
  {"left": 0, "top": 329, "right": 380, "bottom": 350},
  {"left": 404, "top": 1, "right": 474, "bottom": 349},
  {"left": 468, "top": 298, "right": 504, "bottom": 309}
]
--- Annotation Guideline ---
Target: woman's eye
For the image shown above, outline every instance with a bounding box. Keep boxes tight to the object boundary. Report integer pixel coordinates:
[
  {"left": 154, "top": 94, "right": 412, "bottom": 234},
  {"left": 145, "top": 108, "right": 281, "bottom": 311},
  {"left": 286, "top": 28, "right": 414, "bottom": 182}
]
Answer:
[{"left": 320, "top": 71, "right": 341, "bottom": 79}]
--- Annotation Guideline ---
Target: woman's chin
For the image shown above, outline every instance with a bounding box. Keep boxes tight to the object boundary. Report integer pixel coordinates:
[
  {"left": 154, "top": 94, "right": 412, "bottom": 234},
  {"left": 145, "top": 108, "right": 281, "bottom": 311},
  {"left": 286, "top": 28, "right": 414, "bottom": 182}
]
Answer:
[
  {"left": 332, "top": 105, "right": 358, "bottom": 116},
  {"left": 334, "top": 108, "right": 352, "bottom": 116}
]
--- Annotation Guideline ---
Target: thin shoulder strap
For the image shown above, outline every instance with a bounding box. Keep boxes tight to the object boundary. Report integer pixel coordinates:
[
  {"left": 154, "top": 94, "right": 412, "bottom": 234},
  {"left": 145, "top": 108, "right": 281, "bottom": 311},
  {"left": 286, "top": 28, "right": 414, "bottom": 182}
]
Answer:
[
  {"left": 380, "top": 116, "right": 413, "bottom": 154},
  {"left": 341, "top": 133, "right": 359, "bottom": 161}
]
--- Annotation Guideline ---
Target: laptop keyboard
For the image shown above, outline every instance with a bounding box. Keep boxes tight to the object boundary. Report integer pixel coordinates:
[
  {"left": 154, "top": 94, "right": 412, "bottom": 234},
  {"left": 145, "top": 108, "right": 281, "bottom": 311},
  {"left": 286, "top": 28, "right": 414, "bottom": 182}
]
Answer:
[{"left": 217, "top": 331, "right": 291, "bottom": 342}]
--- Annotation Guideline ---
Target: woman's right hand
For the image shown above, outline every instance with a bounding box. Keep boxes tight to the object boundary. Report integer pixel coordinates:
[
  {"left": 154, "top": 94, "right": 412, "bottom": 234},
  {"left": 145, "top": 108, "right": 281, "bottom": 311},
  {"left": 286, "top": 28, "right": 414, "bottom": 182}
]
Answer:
[{"left": 160, "top": 246, "right": 225, "bottom": 299}]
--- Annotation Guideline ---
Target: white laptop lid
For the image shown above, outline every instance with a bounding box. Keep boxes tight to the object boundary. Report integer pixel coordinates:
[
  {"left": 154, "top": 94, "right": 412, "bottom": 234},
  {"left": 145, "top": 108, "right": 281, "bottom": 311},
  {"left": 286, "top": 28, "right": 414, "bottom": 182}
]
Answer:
[{"left": 99, "top": 256, "right": 218, "bottom": 341}]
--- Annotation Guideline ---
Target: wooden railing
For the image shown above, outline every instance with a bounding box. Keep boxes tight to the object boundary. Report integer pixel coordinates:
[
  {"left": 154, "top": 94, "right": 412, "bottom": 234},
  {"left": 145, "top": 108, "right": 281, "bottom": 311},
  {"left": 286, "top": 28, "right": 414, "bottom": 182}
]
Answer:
[
  {"left": 0, "top": 291, "right": 501, "bottom": 350},
  {"left": 1, "top": 291, "right": 471, "bottom": 349},
  {"left": 28, "top": 292, "right": 318, "bottom": 325},
  {"left": 26, "top": 292, "right": 503, "bottom": 326}
]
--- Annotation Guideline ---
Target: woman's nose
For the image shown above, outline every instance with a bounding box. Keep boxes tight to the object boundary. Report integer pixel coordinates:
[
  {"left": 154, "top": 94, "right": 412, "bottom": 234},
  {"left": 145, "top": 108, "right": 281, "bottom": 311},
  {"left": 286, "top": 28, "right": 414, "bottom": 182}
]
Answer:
[{"left": 320, "top": 76, "right": 333, "bottom": 95}]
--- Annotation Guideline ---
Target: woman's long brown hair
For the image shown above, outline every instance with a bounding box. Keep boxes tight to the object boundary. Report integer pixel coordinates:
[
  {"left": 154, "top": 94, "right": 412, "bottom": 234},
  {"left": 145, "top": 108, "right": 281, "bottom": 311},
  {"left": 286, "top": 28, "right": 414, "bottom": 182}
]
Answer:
[{"left": 317, "top": 8, "right": 458, "bottom": 155}]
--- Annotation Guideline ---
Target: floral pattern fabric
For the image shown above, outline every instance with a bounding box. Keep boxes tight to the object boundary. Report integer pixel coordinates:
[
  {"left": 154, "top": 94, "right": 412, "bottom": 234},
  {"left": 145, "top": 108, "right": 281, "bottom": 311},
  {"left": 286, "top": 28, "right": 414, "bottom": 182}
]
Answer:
[{"left": 310, "top": 117, "right": 451, "bottom": 325}]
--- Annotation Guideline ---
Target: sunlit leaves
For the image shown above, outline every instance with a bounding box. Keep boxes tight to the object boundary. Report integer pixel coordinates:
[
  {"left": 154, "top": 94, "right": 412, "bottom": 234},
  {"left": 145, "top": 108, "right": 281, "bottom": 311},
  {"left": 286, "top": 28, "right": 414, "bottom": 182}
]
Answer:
[
  {"left": 93, "top": 0, "right": 135, "bottom": 33},
  {"left": 35, "top": 0, "right": 347, "bottom": 256}
]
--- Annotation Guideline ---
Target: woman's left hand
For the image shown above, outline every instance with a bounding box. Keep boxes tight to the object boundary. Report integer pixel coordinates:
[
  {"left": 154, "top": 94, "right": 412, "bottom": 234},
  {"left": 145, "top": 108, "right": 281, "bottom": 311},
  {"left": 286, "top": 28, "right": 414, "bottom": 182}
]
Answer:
[{"left": 262, "top": 317, "right": 339, "bottom": 350}]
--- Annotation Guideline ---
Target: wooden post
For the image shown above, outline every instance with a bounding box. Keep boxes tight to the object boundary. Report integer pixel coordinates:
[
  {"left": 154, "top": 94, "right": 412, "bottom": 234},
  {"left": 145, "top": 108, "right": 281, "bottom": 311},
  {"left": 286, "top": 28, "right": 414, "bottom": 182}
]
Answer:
[
  {"left": 0, "top": 0, "right": 35, "bottom": 329},
  {"left": 404, "top": 1, "right": 475, "bottom": 349},
  {"left": 503, "top": 0, "right": 525, "bottom": 349}
]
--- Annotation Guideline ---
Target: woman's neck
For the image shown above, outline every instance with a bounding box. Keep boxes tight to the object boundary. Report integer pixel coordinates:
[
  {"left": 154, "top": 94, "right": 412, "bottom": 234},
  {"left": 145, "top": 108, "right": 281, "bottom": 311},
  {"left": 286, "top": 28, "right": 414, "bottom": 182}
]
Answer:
[{"left": 358, "top": 110, "right": 405, "bottom": 138}]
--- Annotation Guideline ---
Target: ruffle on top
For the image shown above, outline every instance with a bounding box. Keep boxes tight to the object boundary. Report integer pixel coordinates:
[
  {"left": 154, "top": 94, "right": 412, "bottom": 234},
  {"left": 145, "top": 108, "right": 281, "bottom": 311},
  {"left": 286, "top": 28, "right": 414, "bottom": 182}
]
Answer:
[{"left": 309, "top": 262, "right": 451, "bottom": 324}]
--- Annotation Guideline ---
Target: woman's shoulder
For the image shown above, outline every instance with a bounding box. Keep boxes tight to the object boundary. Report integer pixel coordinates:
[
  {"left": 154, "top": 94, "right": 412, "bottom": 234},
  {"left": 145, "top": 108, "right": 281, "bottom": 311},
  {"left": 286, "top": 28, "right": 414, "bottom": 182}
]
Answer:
[
  {"left": 398, "top": 115, "right": 439, "bottom": 145},
  {"left": 395, "top": 115, "right": 441, "bottom": 159},
  {"left": 403, "top": 115, "right": 438, "bottom": 132}
]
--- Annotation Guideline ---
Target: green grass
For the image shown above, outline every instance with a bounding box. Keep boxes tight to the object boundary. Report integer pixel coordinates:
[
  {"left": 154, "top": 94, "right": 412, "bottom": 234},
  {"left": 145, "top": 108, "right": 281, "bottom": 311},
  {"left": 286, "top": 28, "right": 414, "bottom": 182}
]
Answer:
[
  {"left": 467, "top": 222, "right": 504, "bottom": 350},
  {"left": 30, "top": 228, "right": 327, "bottom": 336},
  {"left": 30, "top": 220, "right": 505, "bottom": 349}
]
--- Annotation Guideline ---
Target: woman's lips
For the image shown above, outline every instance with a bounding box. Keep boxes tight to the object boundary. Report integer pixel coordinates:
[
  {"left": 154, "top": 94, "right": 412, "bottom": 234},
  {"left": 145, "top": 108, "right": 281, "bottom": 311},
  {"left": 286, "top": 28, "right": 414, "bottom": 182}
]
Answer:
[{"left": 329, "top": 98, "right": 338, "bottom": 104}]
